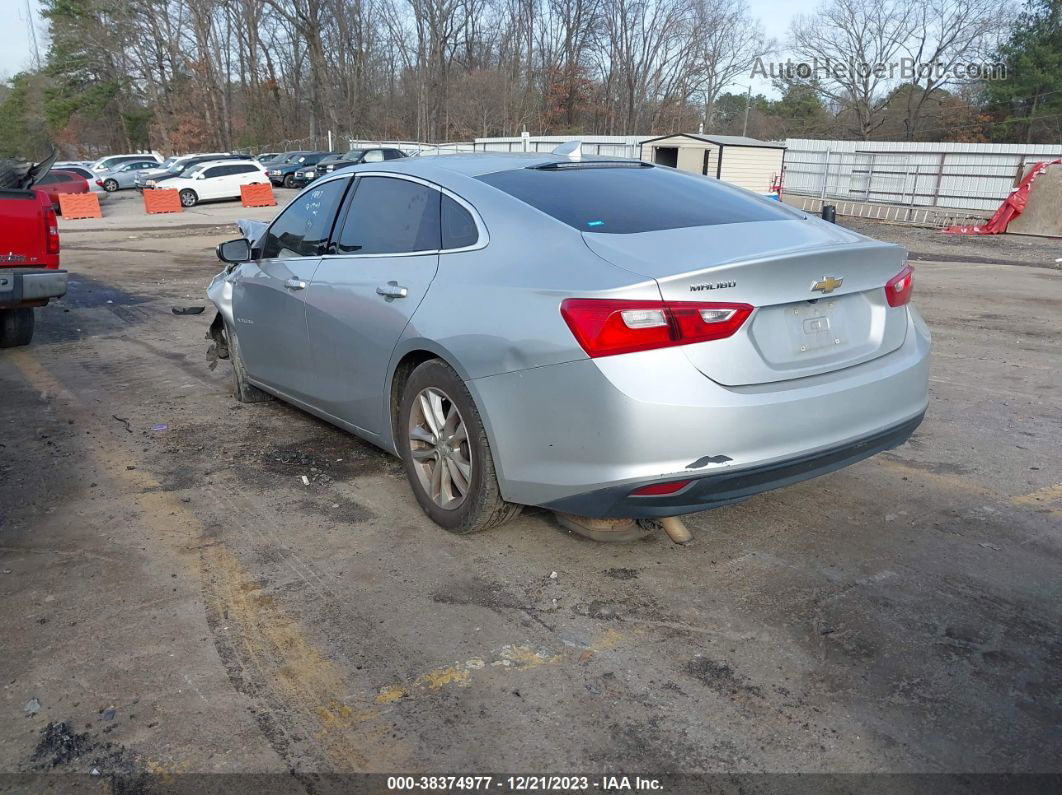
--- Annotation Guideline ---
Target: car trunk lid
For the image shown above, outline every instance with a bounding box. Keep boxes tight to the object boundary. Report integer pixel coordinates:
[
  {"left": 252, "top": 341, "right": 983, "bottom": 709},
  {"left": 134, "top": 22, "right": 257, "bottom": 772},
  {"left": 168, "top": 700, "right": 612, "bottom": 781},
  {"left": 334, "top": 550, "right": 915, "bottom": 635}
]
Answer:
[{"left": 582, "top": 218, "right": 909, "bottom": 386}]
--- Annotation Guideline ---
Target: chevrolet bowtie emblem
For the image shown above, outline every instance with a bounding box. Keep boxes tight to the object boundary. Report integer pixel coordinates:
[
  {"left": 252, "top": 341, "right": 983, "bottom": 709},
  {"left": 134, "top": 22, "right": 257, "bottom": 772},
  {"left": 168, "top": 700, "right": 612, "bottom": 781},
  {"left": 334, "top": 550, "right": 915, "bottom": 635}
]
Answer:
[{"left": 811, "top": 276, "right": 844, "bottom": 294}]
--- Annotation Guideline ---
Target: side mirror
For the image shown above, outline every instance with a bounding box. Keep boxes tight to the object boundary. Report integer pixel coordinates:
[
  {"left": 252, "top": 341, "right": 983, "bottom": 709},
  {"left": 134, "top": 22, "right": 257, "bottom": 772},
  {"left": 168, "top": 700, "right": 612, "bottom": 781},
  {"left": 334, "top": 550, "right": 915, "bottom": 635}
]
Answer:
[{"left": 217, "top": 238, "right": 252, "bottom": 263}]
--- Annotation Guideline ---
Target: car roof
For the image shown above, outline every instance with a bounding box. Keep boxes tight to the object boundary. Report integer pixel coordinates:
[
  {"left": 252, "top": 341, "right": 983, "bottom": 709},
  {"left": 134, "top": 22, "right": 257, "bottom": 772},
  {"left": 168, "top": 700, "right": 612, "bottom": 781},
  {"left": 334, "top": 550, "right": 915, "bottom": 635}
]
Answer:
[
  {"left": 188, "top": 159, "right": 260, "bottom": 168},
  {"left": 337, "top": 152, "right": 635, "bottom": 179}
]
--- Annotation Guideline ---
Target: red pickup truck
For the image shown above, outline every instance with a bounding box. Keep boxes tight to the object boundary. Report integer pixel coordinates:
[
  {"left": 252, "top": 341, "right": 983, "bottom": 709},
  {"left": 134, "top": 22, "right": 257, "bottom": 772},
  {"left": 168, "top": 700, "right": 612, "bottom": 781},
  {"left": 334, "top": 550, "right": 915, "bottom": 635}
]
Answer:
[{"left": 0, "top": 155, "right": 69, "bottom": 347}]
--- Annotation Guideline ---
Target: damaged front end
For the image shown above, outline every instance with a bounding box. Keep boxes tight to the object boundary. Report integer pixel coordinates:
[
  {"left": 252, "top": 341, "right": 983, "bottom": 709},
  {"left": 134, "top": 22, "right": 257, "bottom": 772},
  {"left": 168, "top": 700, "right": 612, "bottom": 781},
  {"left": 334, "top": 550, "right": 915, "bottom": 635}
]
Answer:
[
  {"left": 206, "top": 217, "right": 265, "bottom": 370},
  {"left": 205, "top": 309, "right": 229, "bottom": 370}
]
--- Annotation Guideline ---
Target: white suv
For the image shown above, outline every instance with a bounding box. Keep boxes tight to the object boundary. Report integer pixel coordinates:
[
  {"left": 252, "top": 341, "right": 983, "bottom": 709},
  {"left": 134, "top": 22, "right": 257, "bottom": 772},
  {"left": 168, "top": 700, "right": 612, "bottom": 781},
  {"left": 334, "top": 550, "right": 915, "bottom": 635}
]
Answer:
[{"left": 167, "top": 160, "right": 270, "bottom": 207}]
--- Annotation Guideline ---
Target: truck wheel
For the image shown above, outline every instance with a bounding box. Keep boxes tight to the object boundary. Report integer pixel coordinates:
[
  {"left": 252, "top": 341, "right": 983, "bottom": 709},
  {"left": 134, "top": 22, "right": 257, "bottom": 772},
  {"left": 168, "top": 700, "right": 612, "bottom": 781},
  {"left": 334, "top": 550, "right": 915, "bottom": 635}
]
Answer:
[
  {"left": 398, "top": 359, "right": 521, "bottom": 534},
  {"left": 0, "top": 308, "right": 35, "bottom": 348},
  {"left": 283, "top": 174, "right": 295, "bottom": 189},
  {"left": 179, "top": 189, "right": 198, "bottom": 207},
  {"left": 224, "top": 321, "right": 271, "bottom": 403}
]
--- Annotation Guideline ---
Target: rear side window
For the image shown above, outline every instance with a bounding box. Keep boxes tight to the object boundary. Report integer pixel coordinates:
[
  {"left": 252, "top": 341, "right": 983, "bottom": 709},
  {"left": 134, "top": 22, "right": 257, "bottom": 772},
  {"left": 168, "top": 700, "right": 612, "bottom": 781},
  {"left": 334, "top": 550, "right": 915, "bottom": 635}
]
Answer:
[
  {"left": 261, "top": 178, "right": 348, "bottom": 259},
  {"left": 441, "top": 195, "right": 478, "bottom": 249},
  {"left": 336, "top": 176, "right": 439, "bottom": 255},
  {"left": 476, "top": 165, "right": 795, "bottom": 234}
]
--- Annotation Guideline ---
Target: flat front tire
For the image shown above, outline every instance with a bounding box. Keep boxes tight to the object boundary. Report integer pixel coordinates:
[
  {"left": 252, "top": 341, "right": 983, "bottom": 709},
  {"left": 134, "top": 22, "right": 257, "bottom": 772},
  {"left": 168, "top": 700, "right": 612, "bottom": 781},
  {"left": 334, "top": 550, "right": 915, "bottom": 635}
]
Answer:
[
  {"left": 223, "top": 321, "right": 271, "bottom": 403},
  {"left": 398, "top": 360, "right": 520, "bottom": 534},
  {"left": 0, "top": 308, "right": 34, "bottom": 348}
]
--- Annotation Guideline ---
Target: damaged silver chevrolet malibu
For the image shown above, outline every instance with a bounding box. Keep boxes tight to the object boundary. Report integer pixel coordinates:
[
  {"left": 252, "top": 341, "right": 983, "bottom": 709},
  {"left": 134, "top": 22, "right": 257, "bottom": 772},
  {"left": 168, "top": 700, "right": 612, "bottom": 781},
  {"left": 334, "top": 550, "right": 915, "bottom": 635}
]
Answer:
[{"left": 207, "top": 149, "right": 930, "bottom": 541}]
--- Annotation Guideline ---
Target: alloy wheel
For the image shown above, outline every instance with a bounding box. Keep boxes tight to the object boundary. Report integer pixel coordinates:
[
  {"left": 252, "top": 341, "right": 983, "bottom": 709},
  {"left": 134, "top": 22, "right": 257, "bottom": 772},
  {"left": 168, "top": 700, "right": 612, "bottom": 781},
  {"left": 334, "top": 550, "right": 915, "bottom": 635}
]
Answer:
[{"left": 408, "top": 387, "right": 472, "bottom": 510}]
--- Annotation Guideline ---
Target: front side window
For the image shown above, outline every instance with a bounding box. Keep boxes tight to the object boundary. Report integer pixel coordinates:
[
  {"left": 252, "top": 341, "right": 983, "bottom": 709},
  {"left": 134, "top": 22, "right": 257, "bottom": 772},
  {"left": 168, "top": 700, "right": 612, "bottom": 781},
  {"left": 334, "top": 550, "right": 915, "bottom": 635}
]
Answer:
[
  {"left": 261, "top": 178, "right": 348, "bottom": 259},
  {"left": 336, "top": 176, "right": 439, "bottom": 255},
  {"left": 203, "top": 166, "right": 225, "bottom": 178}
]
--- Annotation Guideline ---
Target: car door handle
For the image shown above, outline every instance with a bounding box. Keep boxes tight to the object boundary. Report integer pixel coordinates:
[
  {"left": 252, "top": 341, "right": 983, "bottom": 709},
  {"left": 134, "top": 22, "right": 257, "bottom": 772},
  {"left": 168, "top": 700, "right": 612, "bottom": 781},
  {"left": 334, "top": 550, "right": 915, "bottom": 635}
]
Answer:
[
  {"left": 376, "top": 283, "right": 408, "bottom": 298},
  {"left": 284, "top": 279, "right": 307, "bottom": 290}
]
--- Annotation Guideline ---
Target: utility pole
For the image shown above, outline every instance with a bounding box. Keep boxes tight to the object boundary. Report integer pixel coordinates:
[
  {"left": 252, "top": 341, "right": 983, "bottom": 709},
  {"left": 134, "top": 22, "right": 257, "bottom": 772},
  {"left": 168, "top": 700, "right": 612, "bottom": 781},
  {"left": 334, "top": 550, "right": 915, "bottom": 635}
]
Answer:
[
  {"left": 25, "top": 0, "right": 42, "bottom": 69},
  {"left": 742, "top": 84, "right": 752, "bottom": 138}
]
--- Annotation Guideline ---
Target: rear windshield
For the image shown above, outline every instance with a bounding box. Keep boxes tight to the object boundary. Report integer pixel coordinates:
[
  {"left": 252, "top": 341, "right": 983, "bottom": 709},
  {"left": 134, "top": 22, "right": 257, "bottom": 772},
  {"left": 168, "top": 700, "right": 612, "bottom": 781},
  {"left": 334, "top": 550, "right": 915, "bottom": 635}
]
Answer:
[{"left": 476, "top": 164, "right": 795, "bottom": 233}]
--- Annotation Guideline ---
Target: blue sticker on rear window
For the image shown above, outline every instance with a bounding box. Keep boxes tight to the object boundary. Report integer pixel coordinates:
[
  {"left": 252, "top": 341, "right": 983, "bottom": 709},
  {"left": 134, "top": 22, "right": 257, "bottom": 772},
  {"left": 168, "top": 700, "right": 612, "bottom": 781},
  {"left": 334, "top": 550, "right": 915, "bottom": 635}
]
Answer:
[{"left": 587, "top": 220, "right": 604, "bottom": 227}]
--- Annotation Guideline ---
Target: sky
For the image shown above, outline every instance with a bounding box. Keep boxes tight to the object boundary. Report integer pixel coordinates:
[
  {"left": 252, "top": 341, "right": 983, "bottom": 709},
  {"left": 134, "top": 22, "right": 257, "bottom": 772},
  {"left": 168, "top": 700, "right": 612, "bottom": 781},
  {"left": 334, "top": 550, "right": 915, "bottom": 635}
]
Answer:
[
  {"left": 0, "top": 0, "right": 800, "bottom": 90},
  {"left": 1, "top": 0, "right": 44, "bottom": 80}
]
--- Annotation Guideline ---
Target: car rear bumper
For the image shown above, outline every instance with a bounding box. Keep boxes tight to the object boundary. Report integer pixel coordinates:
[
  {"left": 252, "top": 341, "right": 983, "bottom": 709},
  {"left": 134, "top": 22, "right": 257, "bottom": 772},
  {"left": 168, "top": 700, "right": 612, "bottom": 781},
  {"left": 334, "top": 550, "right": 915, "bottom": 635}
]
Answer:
[
  {"left": 542, "top": 412, "right": 924, "bottom": 517},
  {"left": 0, "top": 268, "right": 68, "bottom": 308},
  {"left": 466, "top": 306, "right": 930, "bottom": 517}
]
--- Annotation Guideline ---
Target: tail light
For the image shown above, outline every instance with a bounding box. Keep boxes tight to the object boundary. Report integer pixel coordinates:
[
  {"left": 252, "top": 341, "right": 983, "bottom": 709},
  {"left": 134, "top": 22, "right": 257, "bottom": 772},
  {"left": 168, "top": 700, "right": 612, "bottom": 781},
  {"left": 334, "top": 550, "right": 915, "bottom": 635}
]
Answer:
[
  {"left": 95, "top": 179, "right": 104, "bottom": 186},
  {"left": 885, "top": 264, "right": 914, "bottom": 307},
  {"left": 560, "top": 298, "right": 754, "bottom": 358},
  {"left": 630, "top": 479, "right": 692, "bottom": 496},
  {"left": 45, "top": 207, "right": 60, "bottom": 255}
]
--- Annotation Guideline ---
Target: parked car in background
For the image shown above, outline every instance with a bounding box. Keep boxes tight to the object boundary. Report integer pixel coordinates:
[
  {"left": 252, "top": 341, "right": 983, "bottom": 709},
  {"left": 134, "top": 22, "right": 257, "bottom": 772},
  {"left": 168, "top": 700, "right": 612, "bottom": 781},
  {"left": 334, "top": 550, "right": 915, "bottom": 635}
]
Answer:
[
  {"left": 0, "top": 155, "right": 67, "bottom": 347},
  {"left": 266, "top": 152, "right": 336, "bottom": 188},
  {"left": 290, "top": 164, "right": 319, "bottom": 189},
  {"left": 90, "top": 153, "right": 162, "bottom": 172},
  {"left": 255, "top": 152, "right": 281, "bottom": 163},
  {"left": 291, "top": 154, "right": 346, "bottom": 188},
  {"left": 137, "top": 153, "right": 242, "bottom": 191},
  {"left": 33, "top": 170, "right": 90, "bottom": 209},
  {"left": 51, "top": 164, "right": 107, "bottom": 194},
  {"left": 167, "top": 160, "right": 270, "bottom": 207},
  {"left": 54, "top": 160, "right": 93, "bottom": 170},
  {"left": 208, "top": 152, "right": 930, "bottom": 534},
  {"left": 97, "top": 159, "right": 162, "bottom": 192},
  {"left": 314, "top": 147, "right": 407, "bottom": 179}
]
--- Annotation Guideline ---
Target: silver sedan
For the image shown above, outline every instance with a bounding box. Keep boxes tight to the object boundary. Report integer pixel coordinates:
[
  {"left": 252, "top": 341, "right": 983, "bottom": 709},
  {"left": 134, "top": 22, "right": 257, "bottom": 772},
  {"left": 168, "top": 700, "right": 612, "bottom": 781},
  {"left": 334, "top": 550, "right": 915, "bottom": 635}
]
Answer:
[
  {"left": 98, "top": 159, "right": 164, "bottom": 191},
  {"left": 208, "top": 152, "right": 930, "bottom": 534}
]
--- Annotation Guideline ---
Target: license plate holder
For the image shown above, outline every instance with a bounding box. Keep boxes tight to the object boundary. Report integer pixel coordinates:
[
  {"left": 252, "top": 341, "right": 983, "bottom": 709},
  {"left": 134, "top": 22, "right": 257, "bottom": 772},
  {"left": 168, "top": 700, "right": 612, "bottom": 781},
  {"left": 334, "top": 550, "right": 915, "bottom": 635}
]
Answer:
[{"left": 788, "top": 301, "right": 844, "bottom": 352}]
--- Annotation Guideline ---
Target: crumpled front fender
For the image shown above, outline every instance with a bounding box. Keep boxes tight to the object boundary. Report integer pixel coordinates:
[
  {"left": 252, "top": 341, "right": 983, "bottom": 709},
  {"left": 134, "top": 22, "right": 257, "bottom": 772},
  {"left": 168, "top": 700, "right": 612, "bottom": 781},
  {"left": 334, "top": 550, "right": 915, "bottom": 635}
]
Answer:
[{"left": 206, "top": 269, "right": 236, "bottom": 370}]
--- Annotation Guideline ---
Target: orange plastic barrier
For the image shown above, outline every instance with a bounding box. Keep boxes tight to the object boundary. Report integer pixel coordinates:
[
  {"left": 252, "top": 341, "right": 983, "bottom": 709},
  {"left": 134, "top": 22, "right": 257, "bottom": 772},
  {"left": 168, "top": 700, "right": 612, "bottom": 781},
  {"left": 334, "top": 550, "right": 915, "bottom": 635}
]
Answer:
[
  {"left": 241, "top": 182, "right": 277, "bottom": 208},
  {"left": 58, "top": 192, "right": 102, "bottom": 220},
  {"left": 143, "top": 188, "right": 182, "bottom": 215}
]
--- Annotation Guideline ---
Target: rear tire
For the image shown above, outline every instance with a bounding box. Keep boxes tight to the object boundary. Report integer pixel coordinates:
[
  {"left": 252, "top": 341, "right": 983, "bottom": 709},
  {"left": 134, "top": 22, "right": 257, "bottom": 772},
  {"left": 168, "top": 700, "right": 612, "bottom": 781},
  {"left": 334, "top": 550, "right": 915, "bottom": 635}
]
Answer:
[
  {"left": 103, "top": 179, "right": 118, "bottom": 192},
  {"left": 224, "top": 321, "right": 272, "bottom": 403},
  {"left": 398, "top": 359, "right": 520, "bottom": 534},
  {"left": 283, "top": 174, "right": 295, "bottom": 189},
  {"left": 179, "top": 189, "right": 198, "bottom": 207},
  {"left": 0, "top": 308, "right": 35, "bottom": 348}
]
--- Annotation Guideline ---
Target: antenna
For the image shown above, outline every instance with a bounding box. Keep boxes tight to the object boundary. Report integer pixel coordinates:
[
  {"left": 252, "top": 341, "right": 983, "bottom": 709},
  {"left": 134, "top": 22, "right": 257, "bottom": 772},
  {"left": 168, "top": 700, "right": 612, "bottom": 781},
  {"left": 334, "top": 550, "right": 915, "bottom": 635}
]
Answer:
[{"left": 551, "top": 140, "right": 582, "bottom": 161}]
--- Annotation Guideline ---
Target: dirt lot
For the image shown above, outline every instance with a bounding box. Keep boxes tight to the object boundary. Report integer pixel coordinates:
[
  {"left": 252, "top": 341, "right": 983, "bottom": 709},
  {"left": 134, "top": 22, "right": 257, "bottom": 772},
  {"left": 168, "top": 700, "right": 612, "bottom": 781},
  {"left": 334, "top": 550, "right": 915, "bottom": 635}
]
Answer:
[{"left": 1, "top": 194, "right": 1060, "bottom": 789}]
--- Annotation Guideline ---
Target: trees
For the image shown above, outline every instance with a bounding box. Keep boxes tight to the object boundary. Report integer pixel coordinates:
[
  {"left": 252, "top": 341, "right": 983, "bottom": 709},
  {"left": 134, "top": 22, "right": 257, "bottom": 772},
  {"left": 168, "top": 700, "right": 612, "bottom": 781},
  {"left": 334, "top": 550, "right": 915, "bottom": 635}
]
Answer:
[
  {"left": 0, "top": 0, "right": 1046, "bottom": 153},
  {"left": 898, "top": 0, "right": 1007, "bottom": 139},
  {"left": 788, "top": 0, "right": 916, "bottom": 140},
  {"left": 985, "top": 0, "right": 1062, "bottom": 143}
]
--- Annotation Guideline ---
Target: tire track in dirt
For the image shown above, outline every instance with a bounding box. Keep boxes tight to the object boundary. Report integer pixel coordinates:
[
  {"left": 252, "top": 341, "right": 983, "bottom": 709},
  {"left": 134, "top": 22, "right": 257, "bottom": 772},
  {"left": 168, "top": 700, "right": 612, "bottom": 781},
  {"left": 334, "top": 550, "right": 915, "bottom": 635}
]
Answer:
[{"left": 6, "top": 347, "right": 409, "bottom": 773}]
